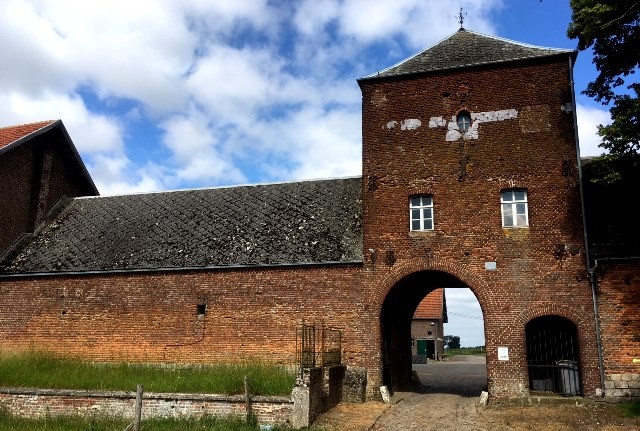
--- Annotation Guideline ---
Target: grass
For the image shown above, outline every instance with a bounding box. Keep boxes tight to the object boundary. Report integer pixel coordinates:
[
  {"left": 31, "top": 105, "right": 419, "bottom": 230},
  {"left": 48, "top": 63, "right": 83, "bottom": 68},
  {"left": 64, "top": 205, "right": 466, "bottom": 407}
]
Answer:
[
  {"left": 617, "top": 399, "right": 640, "bottom": 418},
  {"left": 0, "top": 350, "right": 296, "bottom": 396},
  {"left": 445, "top": 347, "right": 486, "bottom": 356}
]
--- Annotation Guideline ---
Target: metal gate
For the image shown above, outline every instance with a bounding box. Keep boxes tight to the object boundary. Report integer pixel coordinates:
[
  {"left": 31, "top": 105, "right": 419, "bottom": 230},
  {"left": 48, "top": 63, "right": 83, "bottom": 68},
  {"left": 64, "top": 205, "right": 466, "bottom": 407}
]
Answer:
[
  {"left": 296, "top": 323, "right": 342, "bottom": 375},
  {"left": 526, "top": 315, "right": 581, "bottom": 396}
]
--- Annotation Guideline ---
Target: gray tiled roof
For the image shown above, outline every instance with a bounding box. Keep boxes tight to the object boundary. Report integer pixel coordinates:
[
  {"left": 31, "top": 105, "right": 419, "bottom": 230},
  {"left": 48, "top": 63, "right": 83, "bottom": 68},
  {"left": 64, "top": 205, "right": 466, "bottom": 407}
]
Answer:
[
  {"left": 361, "top": 29, "right": 575, "bottom": 80},
  {"left": 1, "top": 177, "right": 363, "bottom": 274}
]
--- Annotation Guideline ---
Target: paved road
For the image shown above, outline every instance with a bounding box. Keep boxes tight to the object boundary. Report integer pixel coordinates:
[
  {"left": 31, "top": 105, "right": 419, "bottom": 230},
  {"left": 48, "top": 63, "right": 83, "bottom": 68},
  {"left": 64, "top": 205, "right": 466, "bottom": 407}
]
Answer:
[{"left": 370, "top": 355, "right": 489, "bottom": 431}]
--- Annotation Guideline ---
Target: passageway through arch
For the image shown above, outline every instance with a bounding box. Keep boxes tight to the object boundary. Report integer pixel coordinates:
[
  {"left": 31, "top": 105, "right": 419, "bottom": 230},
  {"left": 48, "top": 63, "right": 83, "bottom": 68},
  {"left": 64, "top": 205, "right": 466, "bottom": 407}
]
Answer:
[{"left": 380, "top": 270, "right": 487, "bottom": 396}]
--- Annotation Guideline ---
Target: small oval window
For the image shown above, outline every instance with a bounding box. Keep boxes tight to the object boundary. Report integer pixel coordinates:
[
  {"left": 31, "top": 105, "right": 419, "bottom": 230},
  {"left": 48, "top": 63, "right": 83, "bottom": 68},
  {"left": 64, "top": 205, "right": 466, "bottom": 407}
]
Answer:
[{"left": 457, "top": 111, "right": 471, "bottom": 132}]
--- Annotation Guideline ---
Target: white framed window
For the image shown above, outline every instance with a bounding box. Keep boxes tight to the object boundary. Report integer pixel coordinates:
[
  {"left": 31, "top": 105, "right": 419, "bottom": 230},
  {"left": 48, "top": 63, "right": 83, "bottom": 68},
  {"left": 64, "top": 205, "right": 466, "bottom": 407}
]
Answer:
[
  {"left": 410, "top": 195, "right": 434, "bottom": 231},
  {"left": 501, "top": 189, "right": 528, "bottom": 227}
]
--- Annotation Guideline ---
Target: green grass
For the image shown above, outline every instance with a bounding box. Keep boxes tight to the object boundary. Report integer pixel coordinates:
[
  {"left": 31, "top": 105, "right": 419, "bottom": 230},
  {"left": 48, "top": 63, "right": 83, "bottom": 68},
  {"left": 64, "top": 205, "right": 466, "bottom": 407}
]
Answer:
[
  {"left": 445, "top": 347, "right": 486, "bottom": 356},
  {"left": 617, "top": 399, "right": 640, "bottom": 418},
  {"left": 0, "top": 351, "right": 296, "bottom": 396}
]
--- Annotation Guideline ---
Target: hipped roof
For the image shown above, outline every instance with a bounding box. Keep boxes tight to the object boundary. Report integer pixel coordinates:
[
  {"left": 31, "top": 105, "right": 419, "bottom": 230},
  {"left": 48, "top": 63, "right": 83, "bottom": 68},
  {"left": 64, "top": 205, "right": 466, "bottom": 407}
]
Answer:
[{"left": 360, "top": 28, "right": 576, "bottom": 81}]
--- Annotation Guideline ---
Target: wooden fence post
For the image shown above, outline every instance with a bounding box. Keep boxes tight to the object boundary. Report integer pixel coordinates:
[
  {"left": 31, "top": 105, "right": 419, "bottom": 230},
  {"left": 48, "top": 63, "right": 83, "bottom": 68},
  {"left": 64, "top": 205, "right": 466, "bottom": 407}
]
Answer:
[{"left": 133, "top": 384, "right": 143, "bottom": 431}]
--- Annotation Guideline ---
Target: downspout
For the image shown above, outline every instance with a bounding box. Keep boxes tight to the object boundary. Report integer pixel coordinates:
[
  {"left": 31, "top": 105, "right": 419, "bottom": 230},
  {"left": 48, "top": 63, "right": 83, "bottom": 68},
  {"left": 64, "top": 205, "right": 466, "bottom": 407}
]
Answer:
[{"left": 569, "top": 55, "right": 606, "bottom": 395}]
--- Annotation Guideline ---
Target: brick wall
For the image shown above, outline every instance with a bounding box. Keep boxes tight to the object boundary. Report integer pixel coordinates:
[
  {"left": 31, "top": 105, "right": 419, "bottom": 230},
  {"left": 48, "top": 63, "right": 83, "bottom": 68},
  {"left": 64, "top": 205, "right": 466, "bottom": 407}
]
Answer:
[
  {"left": 0, "top": 130, "right": 89, "bottom": 257},
  {"left": 597, "top": 261, "right": 640, "bottom": 398},
  {"left": 0, "top": 265, "right": 368, "bottom": 366},
  {"left": 0, "top": 388, "right": 293, "bottom": 426},
  {"left": 0, "top": 141, "right": 37, "bottom": 254},
  {"left": 411, "top": 319, "right": 445, "bottom": 359}
]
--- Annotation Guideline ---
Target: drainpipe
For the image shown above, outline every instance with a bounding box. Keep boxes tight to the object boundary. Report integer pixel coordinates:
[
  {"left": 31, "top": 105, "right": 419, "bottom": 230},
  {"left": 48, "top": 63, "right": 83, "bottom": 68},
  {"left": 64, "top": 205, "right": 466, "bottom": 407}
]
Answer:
[{"left": 569, "top": 55, "right": 605, "bottom": 395}]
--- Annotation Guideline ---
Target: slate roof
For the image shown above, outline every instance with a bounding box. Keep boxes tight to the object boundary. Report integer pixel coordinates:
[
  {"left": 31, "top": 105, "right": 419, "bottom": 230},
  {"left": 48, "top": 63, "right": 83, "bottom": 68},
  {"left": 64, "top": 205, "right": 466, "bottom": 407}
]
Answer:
[
  {"left": 413, "top": 289, "right": 447, "bottom": 321},
  {"left": 0, "top": 120, "right": 56, "bottom": 151},
  {"left": 1, "top": 177, "right": 363, "bottom": 274},
  {"left": 360, "top": 28, "right": 576, "bottom": 80}
]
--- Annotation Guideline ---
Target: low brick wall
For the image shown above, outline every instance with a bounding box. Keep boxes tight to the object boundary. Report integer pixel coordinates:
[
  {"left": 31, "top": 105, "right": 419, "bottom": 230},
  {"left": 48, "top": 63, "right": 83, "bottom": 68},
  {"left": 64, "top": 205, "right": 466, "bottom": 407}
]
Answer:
[{"left": 0, "top": 387, "right": 293, "bottom": 426}]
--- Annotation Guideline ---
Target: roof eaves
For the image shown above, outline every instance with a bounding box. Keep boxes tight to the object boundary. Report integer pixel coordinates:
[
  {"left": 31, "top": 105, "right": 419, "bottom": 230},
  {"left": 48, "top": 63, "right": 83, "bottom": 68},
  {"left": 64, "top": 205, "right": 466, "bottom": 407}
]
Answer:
[
  {"left": 55, "top": 121, "right": 100, "bottom": 196},
  {"left": 0, "top": 259, "right": 365, "bottom": 279},
  {"left": 358, "top": 50, "right": 577, "bottom": 83}
]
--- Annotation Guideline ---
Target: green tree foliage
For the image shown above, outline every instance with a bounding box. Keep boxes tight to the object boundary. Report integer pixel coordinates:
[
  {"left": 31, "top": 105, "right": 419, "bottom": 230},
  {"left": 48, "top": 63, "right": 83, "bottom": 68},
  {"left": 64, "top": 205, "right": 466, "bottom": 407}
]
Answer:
[
  {"left": 568, "top": 1, "right": 639, "bottom": 155},
  {"left": 443, "top": 335, "right": 461, "bottom": 349}
]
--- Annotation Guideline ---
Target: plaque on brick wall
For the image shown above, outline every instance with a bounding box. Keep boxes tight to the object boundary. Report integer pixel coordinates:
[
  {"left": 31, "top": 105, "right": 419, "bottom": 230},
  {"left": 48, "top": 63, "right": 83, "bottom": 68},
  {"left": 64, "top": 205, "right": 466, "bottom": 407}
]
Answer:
[{"left": 498, "top": 347, "right": 509, "bottom": 361}]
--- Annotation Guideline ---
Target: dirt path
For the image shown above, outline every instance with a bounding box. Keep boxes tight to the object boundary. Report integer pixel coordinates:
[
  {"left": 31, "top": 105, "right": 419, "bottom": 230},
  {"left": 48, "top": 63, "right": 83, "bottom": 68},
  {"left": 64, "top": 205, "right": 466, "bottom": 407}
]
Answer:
[{"left": 314, "top": 356, "right": 639, "bottom": 430}]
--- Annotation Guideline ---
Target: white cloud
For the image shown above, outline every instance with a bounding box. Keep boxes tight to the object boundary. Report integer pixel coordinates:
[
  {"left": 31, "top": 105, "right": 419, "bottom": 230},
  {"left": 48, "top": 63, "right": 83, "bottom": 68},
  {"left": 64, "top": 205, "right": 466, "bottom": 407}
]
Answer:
[
  {"left": 576, "top": 103, "right": 611, "bottom": 157},
  {"left": 1, "top": 91, "right": 123, "bottom": 154},
  {"left": 0, "top": 0, "right": 510, "bottom": 192},
  {"left": 160, "top": 112, "right": 245, "bottom": 185}
]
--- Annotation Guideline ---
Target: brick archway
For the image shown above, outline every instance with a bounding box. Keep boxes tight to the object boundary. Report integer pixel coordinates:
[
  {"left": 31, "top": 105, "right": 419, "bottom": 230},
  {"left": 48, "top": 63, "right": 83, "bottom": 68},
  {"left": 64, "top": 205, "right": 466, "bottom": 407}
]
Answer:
[
  {"left": 375, "top": 258, "right": 489, "bottom": 392},
  {"left": 373, "top": 257, "right": 491, "bottom": 318}
]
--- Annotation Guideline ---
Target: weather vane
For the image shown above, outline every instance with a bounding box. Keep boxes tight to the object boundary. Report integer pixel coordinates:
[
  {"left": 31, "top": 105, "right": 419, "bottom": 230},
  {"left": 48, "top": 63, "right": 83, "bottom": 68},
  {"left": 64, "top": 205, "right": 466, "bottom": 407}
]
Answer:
[{"left": 457, "top": 7, "right": 467, "bottom": 29}]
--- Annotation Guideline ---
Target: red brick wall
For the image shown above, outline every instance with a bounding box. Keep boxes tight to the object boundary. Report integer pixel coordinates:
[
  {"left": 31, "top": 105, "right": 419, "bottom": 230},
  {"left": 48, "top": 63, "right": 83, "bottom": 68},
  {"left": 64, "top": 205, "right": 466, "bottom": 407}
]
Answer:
[
  {"left": 597, "top": 261, "right": 640, "bottom": 398},
  {"left": 0, "top": 265, "right": 367, "bottom": 366},
  {"left": 359, "top": 57, "right": 600, "bottom": 398}
]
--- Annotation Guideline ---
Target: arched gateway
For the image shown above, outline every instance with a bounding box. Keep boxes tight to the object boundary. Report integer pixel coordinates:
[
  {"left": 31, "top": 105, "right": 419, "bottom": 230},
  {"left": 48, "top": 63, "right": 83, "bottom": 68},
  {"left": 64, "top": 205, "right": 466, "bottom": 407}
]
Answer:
[{"left": 380, "top": 270, "right": 480, "bottom": 391}]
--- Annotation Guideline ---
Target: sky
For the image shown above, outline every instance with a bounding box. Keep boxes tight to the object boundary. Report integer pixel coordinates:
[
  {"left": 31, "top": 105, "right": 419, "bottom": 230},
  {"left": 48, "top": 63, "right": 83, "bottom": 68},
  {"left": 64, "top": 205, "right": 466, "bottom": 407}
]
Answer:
[{"left": 1, "top": 0, "right": 613, "bottom": 348}]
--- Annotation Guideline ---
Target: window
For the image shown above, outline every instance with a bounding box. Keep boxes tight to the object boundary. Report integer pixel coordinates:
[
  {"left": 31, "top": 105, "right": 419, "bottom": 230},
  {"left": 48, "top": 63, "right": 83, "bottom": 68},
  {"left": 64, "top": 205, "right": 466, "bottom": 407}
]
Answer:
[
  {"left": 410, "top": 195, "right": 434, "bottom": 231},
  {"left": 196, "top": 303, "right": 207, "bottom": 316},
  {"left": 501, "top": 189, "right": 528, "bottom": 227},
  {"left": 457, "top": 111, "right": 472, "bottom": 132}
]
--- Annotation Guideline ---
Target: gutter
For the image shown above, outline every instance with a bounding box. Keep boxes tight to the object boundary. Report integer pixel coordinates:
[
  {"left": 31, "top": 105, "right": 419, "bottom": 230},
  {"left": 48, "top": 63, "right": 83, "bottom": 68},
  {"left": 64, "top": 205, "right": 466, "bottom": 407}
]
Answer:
[
  {"left": 0, "top": 259, "right": 364, "bottom": 279},
  {"left": 569, "top": 55, "right": 606, "bottom": 396}
]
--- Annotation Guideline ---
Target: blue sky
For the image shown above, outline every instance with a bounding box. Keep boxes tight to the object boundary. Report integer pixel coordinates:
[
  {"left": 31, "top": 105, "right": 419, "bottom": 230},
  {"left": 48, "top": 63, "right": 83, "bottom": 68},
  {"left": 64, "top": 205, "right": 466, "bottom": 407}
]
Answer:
[{"left": 1, "top": 0, "right": 612, "bottom": 348}]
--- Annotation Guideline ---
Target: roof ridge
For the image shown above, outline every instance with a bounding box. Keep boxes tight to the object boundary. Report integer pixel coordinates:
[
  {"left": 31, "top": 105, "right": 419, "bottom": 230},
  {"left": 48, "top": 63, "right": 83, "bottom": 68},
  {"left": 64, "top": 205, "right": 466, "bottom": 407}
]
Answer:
[
  {"left": 0, "top": 119, "right": 57, "bottom": 131},
  {"left": 462, "top": 28, "right": 574, "bottom": 53}
]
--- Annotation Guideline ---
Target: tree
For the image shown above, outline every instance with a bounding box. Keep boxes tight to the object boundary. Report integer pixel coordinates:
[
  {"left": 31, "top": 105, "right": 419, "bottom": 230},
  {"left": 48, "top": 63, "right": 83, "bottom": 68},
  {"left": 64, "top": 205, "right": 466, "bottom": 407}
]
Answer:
[
  {"left": 443, "top": 335, "right": 461, "bottom": 350},
  {"left": 567, "top": 1, "right": 640, "bottom": 155}
]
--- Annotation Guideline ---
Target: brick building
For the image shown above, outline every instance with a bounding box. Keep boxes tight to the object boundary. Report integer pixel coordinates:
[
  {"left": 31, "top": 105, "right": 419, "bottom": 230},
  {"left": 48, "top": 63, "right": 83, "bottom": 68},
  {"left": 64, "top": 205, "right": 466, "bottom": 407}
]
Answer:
[
  {"left": 1, "top": 29, "right": 638, "bottom": 401},
  {"left": 411, "top": 289, "right": 447, "bottom": 361}
]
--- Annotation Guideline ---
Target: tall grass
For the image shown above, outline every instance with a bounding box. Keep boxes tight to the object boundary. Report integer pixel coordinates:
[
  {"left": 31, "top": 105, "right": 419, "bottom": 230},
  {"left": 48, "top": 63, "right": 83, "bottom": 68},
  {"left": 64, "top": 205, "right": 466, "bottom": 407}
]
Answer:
[{"left": 0, "top": 351, "right": 296, "bottom": 396}]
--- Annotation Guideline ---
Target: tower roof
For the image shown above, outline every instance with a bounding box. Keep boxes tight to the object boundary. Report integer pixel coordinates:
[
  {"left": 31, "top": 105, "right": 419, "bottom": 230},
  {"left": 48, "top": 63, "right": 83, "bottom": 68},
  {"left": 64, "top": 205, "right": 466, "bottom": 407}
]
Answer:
[{"left": 360, "top": 28, "right": 576, "bottom": 81}]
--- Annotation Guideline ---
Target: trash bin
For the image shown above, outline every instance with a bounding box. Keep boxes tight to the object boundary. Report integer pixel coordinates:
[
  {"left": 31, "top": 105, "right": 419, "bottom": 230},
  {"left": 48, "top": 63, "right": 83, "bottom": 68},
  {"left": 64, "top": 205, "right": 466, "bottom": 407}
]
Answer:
[{"left": 556, "top": 360, "right": 580, "bottom": 396}]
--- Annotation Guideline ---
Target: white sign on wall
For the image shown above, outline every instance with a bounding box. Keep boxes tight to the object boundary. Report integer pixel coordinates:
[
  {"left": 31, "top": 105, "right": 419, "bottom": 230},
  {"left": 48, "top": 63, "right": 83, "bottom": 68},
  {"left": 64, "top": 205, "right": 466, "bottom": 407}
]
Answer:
[{"left": 498, "top": 347, "right": 509, "bottom": 361}]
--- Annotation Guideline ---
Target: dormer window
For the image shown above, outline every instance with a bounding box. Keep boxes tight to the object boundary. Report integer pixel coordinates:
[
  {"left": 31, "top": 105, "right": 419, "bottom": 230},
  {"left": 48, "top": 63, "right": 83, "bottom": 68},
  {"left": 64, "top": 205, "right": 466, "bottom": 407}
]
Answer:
[{"left": 457, "top": 111, "right": 472, "bottom": 132}]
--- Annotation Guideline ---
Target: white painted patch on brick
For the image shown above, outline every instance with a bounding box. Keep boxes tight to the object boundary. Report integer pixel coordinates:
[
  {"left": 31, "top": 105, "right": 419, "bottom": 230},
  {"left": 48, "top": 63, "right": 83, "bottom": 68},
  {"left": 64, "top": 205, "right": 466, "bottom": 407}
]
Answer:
[
  {"left": 429, "top": 116, "right": 446, "bottom": 128},
  {"left": 401, "top": 118, "right": 421, "bottom": 130},
  {"left": 430, "top": 109, "right": 519, "bottom": 141},
  {"left": 383, "top": 119, "right": 421, "bottom": 131}
]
